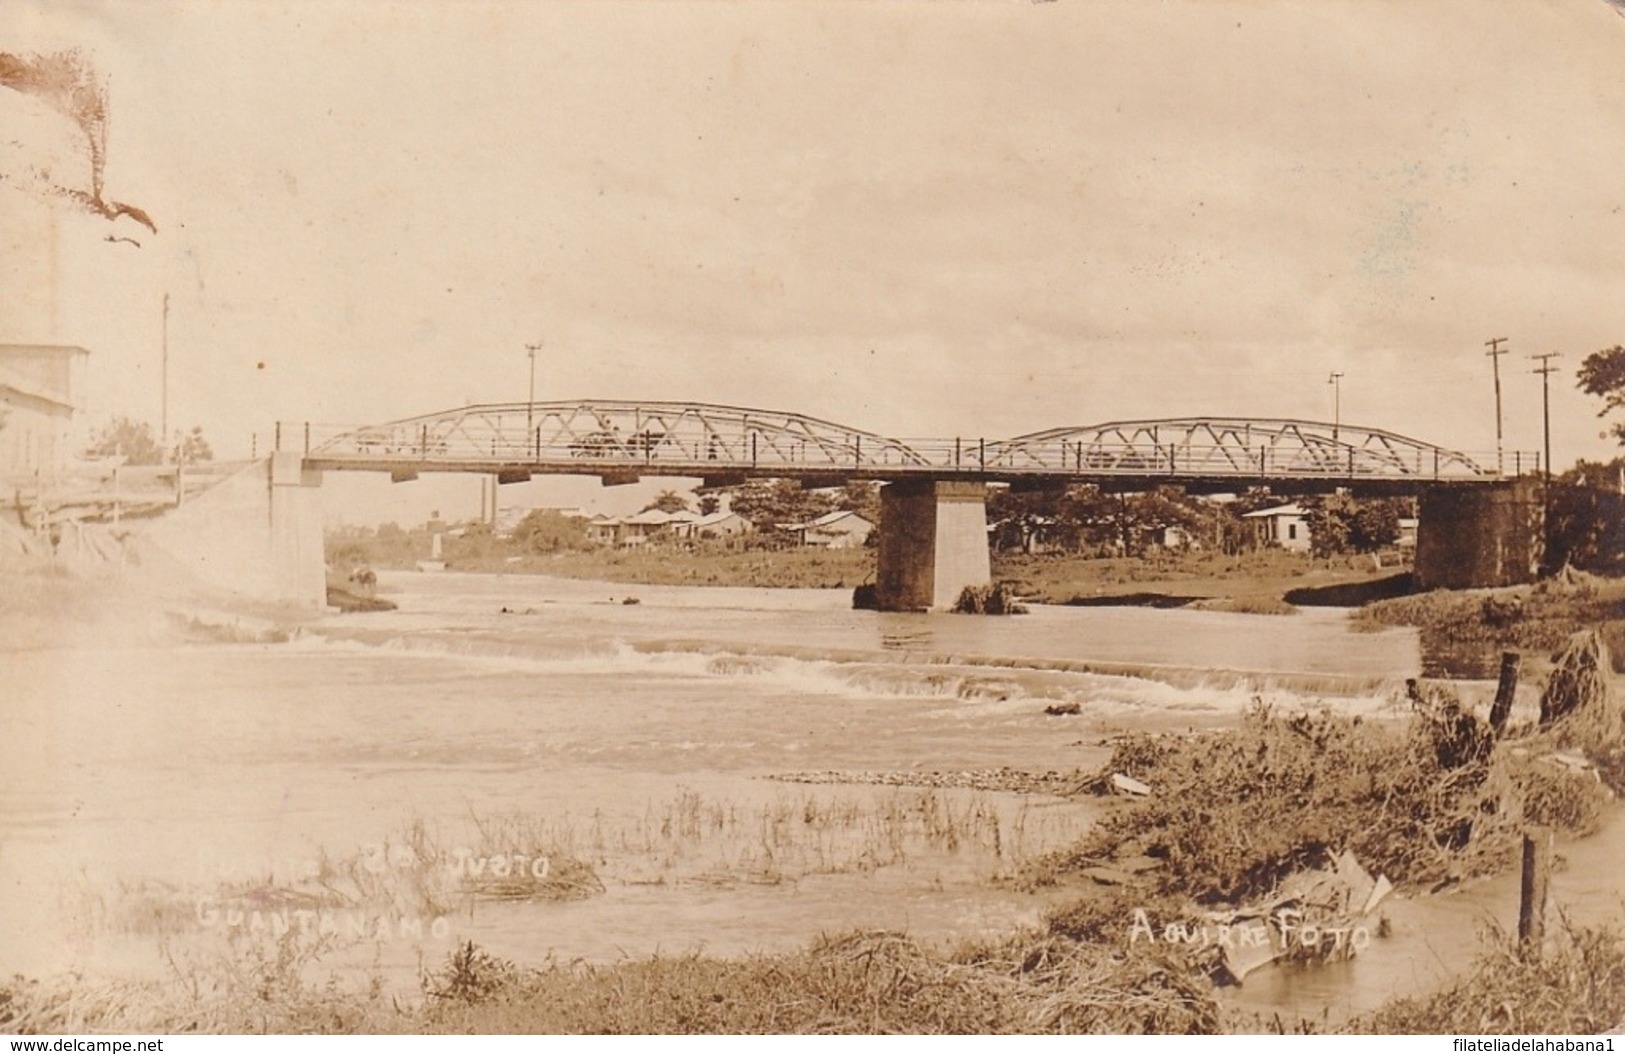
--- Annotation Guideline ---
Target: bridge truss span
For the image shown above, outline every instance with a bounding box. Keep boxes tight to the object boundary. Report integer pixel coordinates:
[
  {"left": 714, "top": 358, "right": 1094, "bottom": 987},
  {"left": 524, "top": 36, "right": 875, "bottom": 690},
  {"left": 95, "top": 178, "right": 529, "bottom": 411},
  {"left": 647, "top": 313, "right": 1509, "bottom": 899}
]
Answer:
[
  {"left": 304, "top": 400, "right": 935, "bottom": 477},
  {"left": 981, "top": 417, "right": 1518, "bottom": 485}
]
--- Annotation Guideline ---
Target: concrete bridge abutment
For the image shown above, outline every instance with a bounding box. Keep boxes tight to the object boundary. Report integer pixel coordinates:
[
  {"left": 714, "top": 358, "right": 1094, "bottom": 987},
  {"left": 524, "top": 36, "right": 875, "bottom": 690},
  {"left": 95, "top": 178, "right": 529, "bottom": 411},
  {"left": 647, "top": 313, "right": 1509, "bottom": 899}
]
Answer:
[
  {"left": 1414, "top": 478, "right": 1544, "bottom": 590},
  {"left": 138, "top": 455, "right": 326, "bottom": 609},
  {"left": 874, "top": 480, "right": 992, "bottom": 612},
  {"left": 269, "top": 453, "right": 327, "bottom": 608}
]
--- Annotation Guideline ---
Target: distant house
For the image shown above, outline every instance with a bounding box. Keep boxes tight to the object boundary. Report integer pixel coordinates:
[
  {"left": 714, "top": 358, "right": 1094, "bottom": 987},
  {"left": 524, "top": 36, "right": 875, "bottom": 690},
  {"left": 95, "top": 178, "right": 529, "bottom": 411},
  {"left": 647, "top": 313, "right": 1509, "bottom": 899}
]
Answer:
[
  {"left": 1160, "top": 524, "right": 1201, "bottom": 550},
  {"left": 1397, "top": 517, "right": 1419, "bottom": 550},
  {"left": 585, "top": 513, "right": 622, "bottom": 546},
  {"left": 1243, "top": 503, "right": 1311, "bottom": 553},
  {"left": 0, "top": 344, "right": 86, "bottom": 480},
  {"left": 783, "top": 509, "right": 874, "bottom": 549},
  {"left": 681, "top": 510, "right": 751, "bottom": 541}
]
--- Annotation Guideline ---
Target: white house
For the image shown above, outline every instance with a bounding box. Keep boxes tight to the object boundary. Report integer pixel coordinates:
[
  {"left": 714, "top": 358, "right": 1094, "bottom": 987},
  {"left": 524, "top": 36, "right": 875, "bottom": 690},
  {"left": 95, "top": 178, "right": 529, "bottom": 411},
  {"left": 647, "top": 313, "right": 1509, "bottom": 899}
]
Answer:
[
  {"left": 784, "top": 509, "right": 874, "bottom": 549},
  {"left": 1243, "top": 502, "right": 1311, "bottom": 553},
  {"left": 681, "top": 510, "right": 751, "bottom": 540},
  {"left": 0, "top": 344, "right": 86, "bottom": 482}
]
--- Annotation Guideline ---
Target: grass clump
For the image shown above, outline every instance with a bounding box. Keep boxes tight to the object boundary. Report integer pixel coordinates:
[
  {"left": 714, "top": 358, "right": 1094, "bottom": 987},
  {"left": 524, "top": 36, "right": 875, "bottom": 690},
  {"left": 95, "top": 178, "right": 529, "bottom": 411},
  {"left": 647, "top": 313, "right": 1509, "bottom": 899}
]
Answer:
[
  {"left": 1035, "top": 695, "right": 1609, "bottom": 902},
  {"left": 1345, "top": 919, "right": 1625, "bottom": 1035},
  {"left": 417, "top": 931, "right": 1222, "bottom": 1034}
]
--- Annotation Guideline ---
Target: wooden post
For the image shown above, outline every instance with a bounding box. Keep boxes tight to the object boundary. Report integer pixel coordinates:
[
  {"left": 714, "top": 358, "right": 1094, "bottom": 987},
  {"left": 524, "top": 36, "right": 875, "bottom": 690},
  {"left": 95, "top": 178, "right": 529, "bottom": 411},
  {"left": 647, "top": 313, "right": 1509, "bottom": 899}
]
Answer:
[
  {"left": 1489, "top": 651, "right": 1520, "bottom": 735},
  {"left": 1518, "top": 827, "right": 1551, "bottom": 959}
]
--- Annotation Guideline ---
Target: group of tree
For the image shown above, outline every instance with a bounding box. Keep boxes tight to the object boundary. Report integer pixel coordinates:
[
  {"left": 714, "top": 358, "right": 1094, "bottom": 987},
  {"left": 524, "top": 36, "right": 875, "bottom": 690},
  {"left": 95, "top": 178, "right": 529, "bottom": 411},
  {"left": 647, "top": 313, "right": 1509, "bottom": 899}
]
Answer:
[
  {"left": 1299, "top": 493, "right": 1410, "bottom": 558},
  {"left": 985, "top": 483, "right": 1407, "bottom": 558},
  {"left": 719, "top": 478, "right": 879, "bottom": 532},
  {"left": 1558, "top": 347, "right": 1625, "bottom": 573},
  {"left": 83, "top": 417, "right": 213, "bottom": 465}
]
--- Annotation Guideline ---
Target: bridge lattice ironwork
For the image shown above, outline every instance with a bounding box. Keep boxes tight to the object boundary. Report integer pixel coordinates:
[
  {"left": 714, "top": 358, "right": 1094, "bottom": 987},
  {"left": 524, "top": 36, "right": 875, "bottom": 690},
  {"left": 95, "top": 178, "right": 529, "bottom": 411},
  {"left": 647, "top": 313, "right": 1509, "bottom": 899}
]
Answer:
[{"left": 289, "top": 402, "right": 1529, "bottom": 486}]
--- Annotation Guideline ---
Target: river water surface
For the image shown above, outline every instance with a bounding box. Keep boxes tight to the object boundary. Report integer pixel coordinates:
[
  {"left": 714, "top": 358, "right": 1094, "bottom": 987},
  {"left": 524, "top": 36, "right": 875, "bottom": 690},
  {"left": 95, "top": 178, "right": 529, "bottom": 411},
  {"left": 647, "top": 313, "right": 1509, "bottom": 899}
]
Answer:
[{"left": 2, "top": 571, "right": 1618, "bottom": 1025}]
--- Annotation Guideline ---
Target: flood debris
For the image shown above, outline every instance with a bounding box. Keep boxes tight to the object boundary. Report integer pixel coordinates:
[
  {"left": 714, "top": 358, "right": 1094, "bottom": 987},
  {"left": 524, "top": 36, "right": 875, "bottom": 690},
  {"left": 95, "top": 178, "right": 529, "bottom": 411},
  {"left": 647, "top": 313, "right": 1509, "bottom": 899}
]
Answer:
[{"left": 1110, "top": 773, "right": 1152, "bottom": 797}]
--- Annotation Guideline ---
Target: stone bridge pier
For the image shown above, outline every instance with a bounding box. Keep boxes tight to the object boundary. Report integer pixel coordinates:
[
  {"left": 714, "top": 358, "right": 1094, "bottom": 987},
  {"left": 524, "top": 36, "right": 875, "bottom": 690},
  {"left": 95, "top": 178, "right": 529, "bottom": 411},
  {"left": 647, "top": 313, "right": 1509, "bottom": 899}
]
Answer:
[
  {"left": 1414, "top": 478, "right": 1544, "bottom": 590},
  {"left": 874, "top": 480, "right": 992, "bottom": 612}
]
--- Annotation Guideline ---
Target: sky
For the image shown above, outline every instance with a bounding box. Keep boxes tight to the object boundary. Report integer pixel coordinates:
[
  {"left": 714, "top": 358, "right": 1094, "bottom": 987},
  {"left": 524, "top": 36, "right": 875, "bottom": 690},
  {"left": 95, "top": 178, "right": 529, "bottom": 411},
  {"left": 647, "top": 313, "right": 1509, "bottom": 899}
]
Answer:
[{"left": 4, "top": 0, "right": 1625, "bottom": 523}]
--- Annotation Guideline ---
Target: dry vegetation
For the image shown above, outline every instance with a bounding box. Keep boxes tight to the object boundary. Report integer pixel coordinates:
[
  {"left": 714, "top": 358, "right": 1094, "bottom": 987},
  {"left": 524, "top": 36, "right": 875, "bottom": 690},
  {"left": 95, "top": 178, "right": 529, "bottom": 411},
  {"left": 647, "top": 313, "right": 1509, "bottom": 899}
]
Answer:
[
  {"left": 1354, "top": 572, "right": 1625, "bottom": 673},
  {"left": 1031, "top": 667, "right": 1618, "bottom": 903},
  {"left": 8, "top": 908, "right": 1622, "bottom": 1035}
]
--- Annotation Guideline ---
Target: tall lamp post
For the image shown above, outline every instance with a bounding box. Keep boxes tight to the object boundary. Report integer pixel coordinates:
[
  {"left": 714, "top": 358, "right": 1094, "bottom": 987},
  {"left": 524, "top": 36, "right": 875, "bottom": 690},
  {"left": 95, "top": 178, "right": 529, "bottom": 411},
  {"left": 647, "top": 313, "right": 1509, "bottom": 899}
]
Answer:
[{"left": 1328, "top": 371, "right": 1344, "bottom": 445}]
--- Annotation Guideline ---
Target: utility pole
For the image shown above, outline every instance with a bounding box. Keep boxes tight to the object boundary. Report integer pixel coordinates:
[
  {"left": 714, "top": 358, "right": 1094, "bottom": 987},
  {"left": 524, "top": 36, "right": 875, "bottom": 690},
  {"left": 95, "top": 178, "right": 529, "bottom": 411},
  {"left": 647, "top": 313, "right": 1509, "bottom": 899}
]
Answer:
[
  {"left": 1531, "top": 352, "right": 1561, "bottom": 487},
  {"left": 1486, "top": 336, "right": 1508, "bottom": 475},
  {"left": 161, "top": 292, "right": 170, "bottom": 458},
  {"left": 1532, "top": 351, "right": 1561, "bottom": 571},
  {"left": 1328, "top": 371, "right": 1344, "bottom": 445},
  {"left": 525, "top": 341, "right": 543, "bottom": 435}
]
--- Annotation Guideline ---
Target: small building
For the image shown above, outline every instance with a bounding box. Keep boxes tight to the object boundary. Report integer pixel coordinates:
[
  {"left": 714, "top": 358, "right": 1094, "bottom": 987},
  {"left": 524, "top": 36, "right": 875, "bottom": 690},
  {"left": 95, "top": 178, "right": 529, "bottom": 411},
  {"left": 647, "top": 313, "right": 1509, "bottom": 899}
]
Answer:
[
  {"left": 784, "top": 509, "right": 874, "bottom": 549},
  {"left": 1243, "top": 502, "right": 1311, "bottom": 553},
  {"left": 1397, "top": 517, "right": 1419, "bottom": 550},
  {"left": 681, "top": 510, "right": 751, "bottom": 541},
  {"left": 585, "top": 513, "right": 622, "bottom": 546},
  {"left": 1160, "top": 524, "right": 1201, "bottom": 551},
  {"left": 606, "top": 507, "right": 693, "bottom": 546},
  {"left": 0, "top": 344, "right": 86, "bottom": 481}
]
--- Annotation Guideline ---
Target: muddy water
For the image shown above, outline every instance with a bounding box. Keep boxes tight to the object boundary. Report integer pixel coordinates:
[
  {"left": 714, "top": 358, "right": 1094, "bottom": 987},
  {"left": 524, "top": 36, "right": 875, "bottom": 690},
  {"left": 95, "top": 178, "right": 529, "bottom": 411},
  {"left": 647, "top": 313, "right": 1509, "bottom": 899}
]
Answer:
[{"left": 2, "top": 571, "right": 1617, "bottom": 1024}]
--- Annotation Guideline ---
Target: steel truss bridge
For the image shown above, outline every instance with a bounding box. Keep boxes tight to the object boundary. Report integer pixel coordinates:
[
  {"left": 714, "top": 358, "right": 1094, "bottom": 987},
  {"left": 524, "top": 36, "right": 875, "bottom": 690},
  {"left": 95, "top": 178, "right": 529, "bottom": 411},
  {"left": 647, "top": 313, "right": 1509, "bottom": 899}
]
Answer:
[{"left": 282, "top": 400, "right": 1534, "bottom": 493}]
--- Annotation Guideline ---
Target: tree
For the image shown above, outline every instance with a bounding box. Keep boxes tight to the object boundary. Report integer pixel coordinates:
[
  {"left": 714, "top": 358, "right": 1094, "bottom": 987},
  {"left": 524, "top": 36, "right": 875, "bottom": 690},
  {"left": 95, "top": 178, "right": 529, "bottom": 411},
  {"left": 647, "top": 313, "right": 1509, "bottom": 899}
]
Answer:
[
  {"left": 174, "top": 425, "right": 213, "bottom": 465},
  {"left": 511, "top": 509, "right": 588, "bottom": 553},
  {"left": 1349, "top": 498, "right": 1404, "bottom": 552},
  {"left": 726, "top": 478, "right": 837, "bottom": 530},
  {"left": 1578, "top": 346, "right": 1625, "bottom": 445},
  {"left": 85, "top": 416, "right": 164, "bottom": 465},
  {"left": 837, "top": 480, "right": 881, "bottom": 525},
  {"left": 641, "top": 489, "right": 691, "bottom": 515},
  {"left": 84, "top": 417, "right": 213, "bottom": 465},
  {"left": 1302, "top": 494, "right": 1356, "bottom": 557},
  {"left": 1547, "top": 457, "right": 1625, "bottom": 573},
  {"left": 1302, "top": 494, "right": 1405, "bottom": 556},
  {"left": 696, "top": 493, "right": 722, "bottom": 517}
]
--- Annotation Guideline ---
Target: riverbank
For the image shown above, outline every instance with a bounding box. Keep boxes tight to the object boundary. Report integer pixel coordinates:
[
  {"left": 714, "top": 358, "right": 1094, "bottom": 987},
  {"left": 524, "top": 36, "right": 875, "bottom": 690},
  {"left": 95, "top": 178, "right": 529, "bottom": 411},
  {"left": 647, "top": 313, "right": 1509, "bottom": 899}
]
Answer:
[
  {"left": 1354, "top": 569, "right": 1625, "bottom": 675},
  {"left": 353, "top": 540, "right": 1403, "bottom": 610}
]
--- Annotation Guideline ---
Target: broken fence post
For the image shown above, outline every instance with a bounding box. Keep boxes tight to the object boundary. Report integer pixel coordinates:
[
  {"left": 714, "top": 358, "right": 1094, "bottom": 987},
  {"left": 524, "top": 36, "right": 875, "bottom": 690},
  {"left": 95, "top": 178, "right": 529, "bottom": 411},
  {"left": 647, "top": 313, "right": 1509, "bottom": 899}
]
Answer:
[
  {"left": 1489, "top": 651, "right": 1520, "bottom": 736},
  {"left": 1518, "top": 826, "right": 1551, "bottom": 960}
]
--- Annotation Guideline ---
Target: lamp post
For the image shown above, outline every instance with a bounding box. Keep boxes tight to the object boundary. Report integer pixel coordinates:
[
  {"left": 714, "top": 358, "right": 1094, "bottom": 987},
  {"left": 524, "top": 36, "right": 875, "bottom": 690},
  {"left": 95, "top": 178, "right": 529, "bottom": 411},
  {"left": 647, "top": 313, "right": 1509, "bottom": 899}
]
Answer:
[{"left": 1328, "top": 371, "right": 1344, "bottom": 445}]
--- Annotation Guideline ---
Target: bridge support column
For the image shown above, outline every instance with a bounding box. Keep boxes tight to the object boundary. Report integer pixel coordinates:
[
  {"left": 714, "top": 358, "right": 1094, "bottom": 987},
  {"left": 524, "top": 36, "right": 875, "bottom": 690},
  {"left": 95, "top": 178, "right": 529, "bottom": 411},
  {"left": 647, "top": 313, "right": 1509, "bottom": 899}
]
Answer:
[
  {"left": 875, "top": 480, "right": 991, "bottom": 612},
  {"left": 1414, "top": 479, "right": 1544, "bottom": 590},
  {"left": 270, "top": 453, "right": 326, "bottom": 608}
]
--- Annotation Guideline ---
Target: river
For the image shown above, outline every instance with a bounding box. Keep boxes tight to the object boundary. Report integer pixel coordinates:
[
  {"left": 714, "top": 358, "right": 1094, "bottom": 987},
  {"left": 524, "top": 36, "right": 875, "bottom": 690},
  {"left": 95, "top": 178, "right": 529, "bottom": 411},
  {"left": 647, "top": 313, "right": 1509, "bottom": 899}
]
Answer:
[{"left": 1, "top": 570, "right": 1617, "bottom": 1025}]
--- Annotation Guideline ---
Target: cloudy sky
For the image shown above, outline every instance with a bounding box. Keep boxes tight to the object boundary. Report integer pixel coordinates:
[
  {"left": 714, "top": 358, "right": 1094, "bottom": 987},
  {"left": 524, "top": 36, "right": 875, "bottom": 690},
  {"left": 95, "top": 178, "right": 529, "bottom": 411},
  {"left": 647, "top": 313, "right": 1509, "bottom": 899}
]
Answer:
[{"left": 4, "top": 0, "right": 1625, "bottom": 520}]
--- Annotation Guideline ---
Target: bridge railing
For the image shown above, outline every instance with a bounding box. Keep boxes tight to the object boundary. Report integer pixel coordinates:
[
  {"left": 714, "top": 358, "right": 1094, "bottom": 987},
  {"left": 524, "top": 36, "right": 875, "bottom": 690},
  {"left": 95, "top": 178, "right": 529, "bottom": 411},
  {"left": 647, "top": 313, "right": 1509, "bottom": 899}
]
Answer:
[{"left": 274, "top": 419, "right": 1535, "bottom": 483}]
